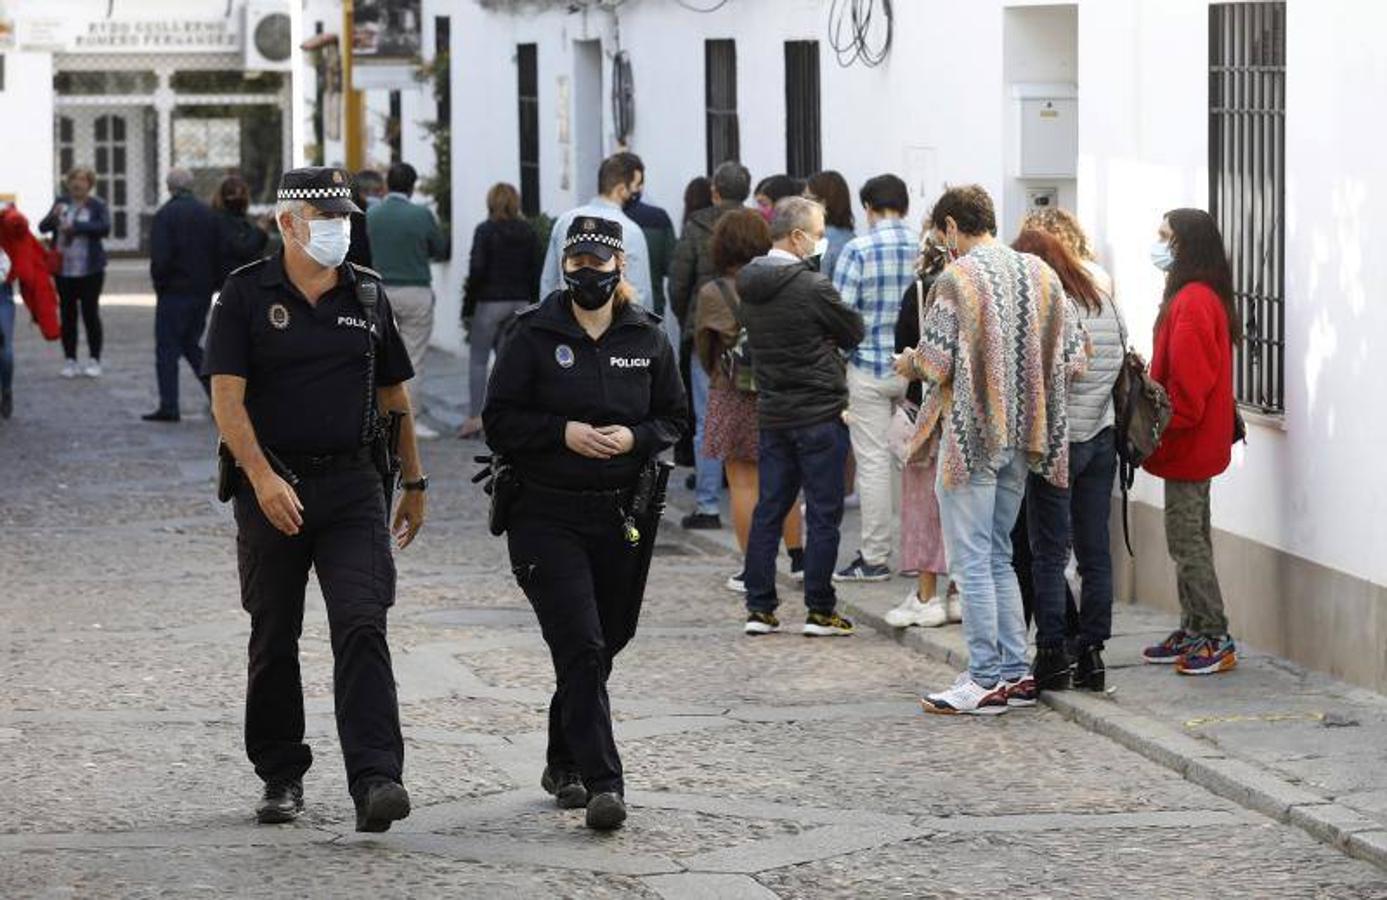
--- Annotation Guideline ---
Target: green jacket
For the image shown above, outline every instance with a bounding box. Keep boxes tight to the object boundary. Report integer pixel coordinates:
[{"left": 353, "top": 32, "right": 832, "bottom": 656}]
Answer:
[{"left": 365, "top": 194, "right": 448, "bottom": 286}]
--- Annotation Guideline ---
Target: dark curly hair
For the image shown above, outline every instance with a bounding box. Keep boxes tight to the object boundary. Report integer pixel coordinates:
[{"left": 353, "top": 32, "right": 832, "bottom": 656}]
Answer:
[{"left": 929, "top": 184, "right": 997, "bottom": 237}]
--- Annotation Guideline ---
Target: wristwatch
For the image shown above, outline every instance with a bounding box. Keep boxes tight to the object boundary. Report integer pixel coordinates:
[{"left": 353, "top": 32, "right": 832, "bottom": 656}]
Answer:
[{"left": 401, "top": 475, "right": 429, "bottom": 492}]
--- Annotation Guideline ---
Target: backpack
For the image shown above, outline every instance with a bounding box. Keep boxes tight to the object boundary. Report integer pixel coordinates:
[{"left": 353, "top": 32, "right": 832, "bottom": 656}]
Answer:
[
  {"left": 1112, "top": 311, "right": 1173, "bottom": 556},
  {"left": 713, "top": 277, "right": 757, "bottom": 393}
]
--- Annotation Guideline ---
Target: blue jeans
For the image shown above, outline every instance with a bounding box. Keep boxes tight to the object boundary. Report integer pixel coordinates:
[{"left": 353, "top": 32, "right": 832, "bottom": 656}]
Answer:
[
  {"left": 745, "top": 419, "right": 849, "bottom": 614},
  {"left": 690, "top": 360, "right": 723, "bottom": 514},
  {"left": 937, "top": 450, "right": 1029, "bottom": 687},
  {"left": 1027, "top": 428, "right": 1118, "bottom": 651},
  {"left": 0, "top": 284, "right": 14, "bottom": 392},
  {"left": 155, "top": 292, "right": 212, "bottom": 413}
]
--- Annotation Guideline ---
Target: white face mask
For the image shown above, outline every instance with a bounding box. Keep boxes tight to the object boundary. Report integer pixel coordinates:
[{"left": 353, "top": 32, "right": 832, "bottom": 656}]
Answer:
[
  {"left": 812, "top": 236, "right": 829, "bottom": 259},
  {"left": 1150, "top": 240, "right": 1175, "bottom": 272},
  {"left": 294, "top": 215, "right": 352, "bottom": 269}
]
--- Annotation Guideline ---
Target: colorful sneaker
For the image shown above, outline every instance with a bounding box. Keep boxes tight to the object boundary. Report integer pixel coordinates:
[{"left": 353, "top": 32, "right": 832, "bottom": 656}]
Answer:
[
  {"left": 1142, "top": 629, "right": 1193, "bottom": 665},
  {"left": 1177, "top": 635, "right": 1238, "bottom": 676},
  {"left": 1003, "top": 674, "right": 1038, "bottom": 707},
  {"left": 744, "top": 611, "right": 780, "bottom": 636},
  {"left": 725, "top": 571, "right": 747, "bottom": 593},
  {"left": 922, "top": 673, "right": 1009, "bottom": 716},
  {"left": 833, "top": 553, "right": 891, "bottom": 583},
  {"left": 883, "top": 591, "right": 947, "bottom": 628},
  {"left": 803, "top": 610, "right": 854, "bottom": 637}
]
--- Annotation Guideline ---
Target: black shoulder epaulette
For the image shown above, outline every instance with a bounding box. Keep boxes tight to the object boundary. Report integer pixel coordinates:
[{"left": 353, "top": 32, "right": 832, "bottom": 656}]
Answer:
[
  {"left": 514, "top": 302, "right": 543, "bottom": 319},
  {"left": 640, "top": 306, "right": 664, "bottom": 325},
  {"left": 348, "top": 262, "right": 382, "bottom": 280},
  {"left": 227, "top": 257, "right": 270, "bottom": 278}
]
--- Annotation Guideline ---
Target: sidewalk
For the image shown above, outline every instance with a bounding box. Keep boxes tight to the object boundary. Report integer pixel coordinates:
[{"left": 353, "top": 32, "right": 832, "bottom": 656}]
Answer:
[
  {"left": 416, "top": 342, "right": 1387, "bottom": 872},
  {"left": 670, "top": 494, "right": 1387, "bottom": 871}
]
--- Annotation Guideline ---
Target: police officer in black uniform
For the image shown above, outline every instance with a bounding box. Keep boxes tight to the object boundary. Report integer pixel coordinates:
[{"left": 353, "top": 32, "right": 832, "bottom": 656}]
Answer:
[
  {"left": 483, "top": 216, "right": 687, "bottom": 831},
  {"left": 203, "top": 167, "right": 428, "bottom": 832}
]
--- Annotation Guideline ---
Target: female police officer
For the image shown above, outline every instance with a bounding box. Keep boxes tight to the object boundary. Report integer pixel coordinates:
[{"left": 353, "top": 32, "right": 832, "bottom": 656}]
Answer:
[{"left": 483, "top": 216, "right": 686, "bottom": 831}]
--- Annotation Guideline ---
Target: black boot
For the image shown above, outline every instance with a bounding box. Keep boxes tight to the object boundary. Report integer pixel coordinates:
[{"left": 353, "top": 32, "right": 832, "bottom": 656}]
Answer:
[
  {"left": 355, "top": 779, "right": 411, "bottom": 833},
  {"left": 585, "top": 792, "right": 627, "bottom": 831},
  {"left": 1074, "top": 645, "right": 1106, "bottom": 692},
  {"left": 255, "top": 779, "right": 304, "bottom": 824},
  {"left": 1030, "top": 645, "right": 1072, "bottom": 692},
  {"left": 541, "top": 765, "right": 589, "bottom": 810}
]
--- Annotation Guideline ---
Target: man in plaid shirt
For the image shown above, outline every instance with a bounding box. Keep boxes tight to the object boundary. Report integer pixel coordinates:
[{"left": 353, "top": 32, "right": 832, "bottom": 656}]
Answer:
[{"left": 832, "top": 175, "right": 917, "bottom": 582}]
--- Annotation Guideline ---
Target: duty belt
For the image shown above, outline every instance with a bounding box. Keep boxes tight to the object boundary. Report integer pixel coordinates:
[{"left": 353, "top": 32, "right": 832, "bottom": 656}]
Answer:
[{"left": 270, "top": 447, "right": 374, "bottom": 475}]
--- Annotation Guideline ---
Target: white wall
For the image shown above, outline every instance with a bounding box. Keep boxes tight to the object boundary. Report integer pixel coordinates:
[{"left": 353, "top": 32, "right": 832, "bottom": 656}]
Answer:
[{"left": 0, "top": 49, "right": 56, "bottom": 216}]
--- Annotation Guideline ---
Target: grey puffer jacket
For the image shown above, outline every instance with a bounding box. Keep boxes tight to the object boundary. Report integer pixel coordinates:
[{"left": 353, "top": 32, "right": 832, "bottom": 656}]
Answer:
[
  {"left": 1067, "top": 291, "right": 1126, "bottom": 443},
  {"left": 736, "top": 255, "right": 865, "bottom": 430}
]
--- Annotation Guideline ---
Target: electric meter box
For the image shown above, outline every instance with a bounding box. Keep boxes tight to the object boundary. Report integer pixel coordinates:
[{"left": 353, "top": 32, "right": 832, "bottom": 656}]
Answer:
[{"left": 1012, "top": 84, "right": 1077, "bottom": 179}]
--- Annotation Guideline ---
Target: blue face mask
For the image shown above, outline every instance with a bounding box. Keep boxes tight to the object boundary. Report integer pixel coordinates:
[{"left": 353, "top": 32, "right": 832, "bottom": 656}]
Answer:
[{"left": 1150, "top": 240, "right": 1175, "bottom": 272}]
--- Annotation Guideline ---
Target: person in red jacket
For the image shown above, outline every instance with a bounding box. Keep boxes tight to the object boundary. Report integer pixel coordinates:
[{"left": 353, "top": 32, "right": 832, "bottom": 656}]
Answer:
[{"left": 1139, "top": 208, "right": 1241, "bottom": 675}]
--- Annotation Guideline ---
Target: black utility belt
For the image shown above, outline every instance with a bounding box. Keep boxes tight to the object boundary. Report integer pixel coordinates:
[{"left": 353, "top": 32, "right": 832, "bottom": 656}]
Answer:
[{"left": 270, "top": 447, "right": 375, "bottom": 475}]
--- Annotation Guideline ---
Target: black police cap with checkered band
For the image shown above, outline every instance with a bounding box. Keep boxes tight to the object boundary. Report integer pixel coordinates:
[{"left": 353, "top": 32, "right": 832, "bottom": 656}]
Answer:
[
  {"left": 563, "top": 216, "right": 624, "bottom": 261},
  {"left": 276, "top": 166, "right": 362, "bottom": 215}
]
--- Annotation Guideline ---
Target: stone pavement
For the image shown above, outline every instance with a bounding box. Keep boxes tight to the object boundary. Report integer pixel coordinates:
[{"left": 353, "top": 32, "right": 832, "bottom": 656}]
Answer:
[{"left": 2, "top": 295, "right": 1386, "bottom": 898}]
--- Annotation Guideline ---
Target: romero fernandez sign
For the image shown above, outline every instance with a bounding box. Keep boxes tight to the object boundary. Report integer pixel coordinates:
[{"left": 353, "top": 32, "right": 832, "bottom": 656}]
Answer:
[{"left": 19, "top": 14, "right": 242, "bottom": 53}]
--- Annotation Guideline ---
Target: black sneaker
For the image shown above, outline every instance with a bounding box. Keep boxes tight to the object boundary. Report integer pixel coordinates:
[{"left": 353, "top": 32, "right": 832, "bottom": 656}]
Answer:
[
  {"left": 540, "top": 765, "right": 589, "bottom": 810},
  {"left": 0, "top": 389, "right": 11, "bottom": 420},
  {"left": 1074, "top": 645, "right": 1106, "bottom": 692},
  {"left": 255, "top": 779, "right": 303, "bottom": 824},
  {"left": 681, "top": 512, "right": 722, "bottom": 530},
  {"left": 833, "top": 553, "right": 891, "bottom": 583},
  {"left": 585, "top": 792, "right": 627, "bottom": 831},
  {"left": 141, "top": 409, "right": 181, "bottom": 423},
  {"left": 1031, "top": 645, "right": 1073, "bottom": 692},
  {"left": 803, "top": 610, "right": 854, "bottom": 637},
  {"left": 745, "top": 611, "right": 780, "bottom": 635},
  {"left": 355, "top": 779, "right": 411, "bottom": 833}
]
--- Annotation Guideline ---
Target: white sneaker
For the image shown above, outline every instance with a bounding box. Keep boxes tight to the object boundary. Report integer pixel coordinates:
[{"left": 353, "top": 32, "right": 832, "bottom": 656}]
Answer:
[
  {"left": 414, "top": 422, "right": 439, "bottom": 440},
  {"left": 60, "top": 360, "right": 80, "bottom": 379},
  {"left": 947, "top": 592, "right": 964, "bottom": 624},
  {"left": 725, "top": 571, "right": 746, "bottom": 593},
  {"left": 83, "top": 359, "right": 102, "bottom": 378},
  {"left": 884, "top": 591, "right": 948, "bottom": 628},
  {"left": 921, "top": 672, "right": 1009, "bottom": 716}
]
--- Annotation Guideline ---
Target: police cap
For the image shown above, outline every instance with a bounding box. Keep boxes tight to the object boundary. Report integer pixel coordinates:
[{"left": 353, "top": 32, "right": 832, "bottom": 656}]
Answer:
[
  {"left": 563, "top": 216, "right": 623, "bottom": 261},
  {"left": 276, "top": 166, "right": 362, "bottom": 215}
]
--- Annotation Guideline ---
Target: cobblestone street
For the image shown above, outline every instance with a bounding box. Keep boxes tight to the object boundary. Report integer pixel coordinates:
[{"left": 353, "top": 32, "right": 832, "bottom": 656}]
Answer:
[{"left": 3, "top": 296, "right": 1386, "bottom": 898}]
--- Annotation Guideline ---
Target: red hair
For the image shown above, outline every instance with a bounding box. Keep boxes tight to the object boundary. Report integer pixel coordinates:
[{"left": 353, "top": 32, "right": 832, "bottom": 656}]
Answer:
[{"left": 1012, "top": 228, "right": 1102, "bottom": 312}]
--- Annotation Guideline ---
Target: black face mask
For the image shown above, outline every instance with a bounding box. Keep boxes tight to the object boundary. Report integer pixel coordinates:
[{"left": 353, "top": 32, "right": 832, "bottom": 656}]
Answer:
[{"left": 564, "top": 266, "right": 622, "bottom": 311}]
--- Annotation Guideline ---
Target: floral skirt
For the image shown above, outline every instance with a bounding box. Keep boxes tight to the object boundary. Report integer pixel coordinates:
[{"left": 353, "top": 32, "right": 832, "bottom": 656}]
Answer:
[
  {"left": 703, "top": 385, "right": 760, "bottom": 463},
  {"left": 901, "top": 454, "right": 948, "bottom": 575}
]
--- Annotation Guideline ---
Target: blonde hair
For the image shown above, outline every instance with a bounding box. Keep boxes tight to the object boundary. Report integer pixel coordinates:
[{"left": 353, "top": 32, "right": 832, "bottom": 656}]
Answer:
[
  {"left": 1021, "top": 207, "right": 1094, "bottom": 261},
  {"left": 66, "top": 167, "right": 97, "bottom": 191}
]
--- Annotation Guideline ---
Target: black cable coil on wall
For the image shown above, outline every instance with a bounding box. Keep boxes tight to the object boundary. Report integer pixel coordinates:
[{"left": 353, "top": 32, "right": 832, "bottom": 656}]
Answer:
[
  {"left": 829, "top": 0, "right": 893, "bottom": 68},
  {"left": 612, "top": 50, "right": 635, "bottom": 144}
]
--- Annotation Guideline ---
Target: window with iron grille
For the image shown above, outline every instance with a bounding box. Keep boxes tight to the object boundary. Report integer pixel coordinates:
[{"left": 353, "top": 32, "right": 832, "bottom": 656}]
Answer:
[
  {"left": 517, "top": 43, "right": 540, "bottom": 217},
  {"left": 705, "top": 39, "right": 739, "bottom": 175},
  {"left": 784, "top": 41, "right": 821, "bottom": 178},
  {"left": 1209, "top": 2, "right": 1286, "bottom": 414}
]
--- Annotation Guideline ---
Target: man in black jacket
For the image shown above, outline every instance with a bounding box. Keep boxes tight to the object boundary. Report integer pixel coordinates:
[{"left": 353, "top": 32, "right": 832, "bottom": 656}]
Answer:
[
  {"left": 736, "top": 196, "right": 865, "bottom": 637},
  {"left": 145, "top": 167, "right": 220, "bottom": 422}
]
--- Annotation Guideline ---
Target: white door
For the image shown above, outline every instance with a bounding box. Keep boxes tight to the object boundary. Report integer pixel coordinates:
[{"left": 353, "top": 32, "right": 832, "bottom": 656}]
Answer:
[{"left": 54, "top": 107, "right": 149, "bottom": 252}]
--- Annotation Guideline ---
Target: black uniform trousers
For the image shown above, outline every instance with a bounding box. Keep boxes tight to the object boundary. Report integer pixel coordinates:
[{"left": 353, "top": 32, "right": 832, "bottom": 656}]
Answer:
[
  {"left": 233, "top": 461, "right": 403, "bottom": 800},
  {"left": 506, "top": 487, "right": 643, "bottom": 797}
]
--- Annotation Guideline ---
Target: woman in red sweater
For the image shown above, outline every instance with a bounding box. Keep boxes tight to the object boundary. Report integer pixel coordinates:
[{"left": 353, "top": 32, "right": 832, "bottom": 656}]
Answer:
[{"left": 1140, "top": 209, "right": 1241, "bottom": 675}]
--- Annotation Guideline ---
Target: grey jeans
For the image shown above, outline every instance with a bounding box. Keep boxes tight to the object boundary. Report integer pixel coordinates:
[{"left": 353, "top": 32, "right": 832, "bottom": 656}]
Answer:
[
  {"left": 469, "top": 300, "right": 528, "bottom": 417},
  {"left": 1164, "top": 478, "right": 1229, "bottom": 636}
]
